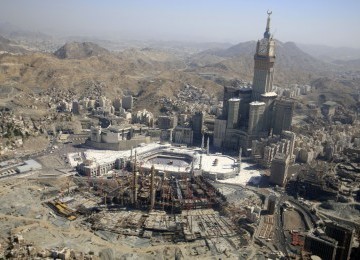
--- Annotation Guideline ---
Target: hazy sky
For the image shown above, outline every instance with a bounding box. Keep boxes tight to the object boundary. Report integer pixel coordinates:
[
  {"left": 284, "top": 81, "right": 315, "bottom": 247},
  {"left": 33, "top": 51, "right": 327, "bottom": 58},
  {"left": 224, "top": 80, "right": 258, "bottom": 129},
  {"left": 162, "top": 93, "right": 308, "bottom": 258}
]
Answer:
[{"left": 1, "top": 0, "right": 359, "bottom": 47}]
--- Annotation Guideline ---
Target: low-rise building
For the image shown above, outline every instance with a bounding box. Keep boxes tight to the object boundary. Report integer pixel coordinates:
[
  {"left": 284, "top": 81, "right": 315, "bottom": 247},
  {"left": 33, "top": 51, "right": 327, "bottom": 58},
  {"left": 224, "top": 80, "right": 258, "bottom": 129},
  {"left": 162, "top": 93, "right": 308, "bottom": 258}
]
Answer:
[{"left": 16, "top": 159, "right": 42, "bottom": 173}]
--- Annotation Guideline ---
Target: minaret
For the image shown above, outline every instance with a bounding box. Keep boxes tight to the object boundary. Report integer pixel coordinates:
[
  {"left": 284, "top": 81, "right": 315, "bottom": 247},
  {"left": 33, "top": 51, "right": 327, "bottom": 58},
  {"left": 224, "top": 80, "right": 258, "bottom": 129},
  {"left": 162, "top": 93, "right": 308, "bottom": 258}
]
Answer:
[
  {"left": 201, "top": 134, "right": 204, "bottom": 150},
  {"left": 150, "top": 165, "right": 155, "bottom": 211},
  {"left": 170, "top": 129, "right": 173, "bottom": 144},
  {"left": 238, "top": 147, "right": 242, "bottom": 174},
  {"left": 206, "top": 137, "right": 210, "bottom": 155},
  {"left": 252, "top": 11, "right": 276, "bottom": 101},
  {"left": 132, "top": 151, "right": 138, "bottom": 206},
  {"left": 190, "top": 157, "right": 194, "bottom": 176}
]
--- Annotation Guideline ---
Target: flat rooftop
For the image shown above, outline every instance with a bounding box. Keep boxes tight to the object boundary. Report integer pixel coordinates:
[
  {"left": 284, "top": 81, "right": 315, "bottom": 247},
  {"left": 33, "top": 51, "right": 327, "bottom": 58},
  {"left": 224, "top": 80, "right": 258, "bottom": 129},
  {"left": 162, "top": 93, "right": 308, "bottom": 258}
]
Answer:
[
  {"left": 250, "top": 101, "right": 265, "bottom": 106},
  {"left": 261, "top": 92, "right": 277, "bottom": 97}
]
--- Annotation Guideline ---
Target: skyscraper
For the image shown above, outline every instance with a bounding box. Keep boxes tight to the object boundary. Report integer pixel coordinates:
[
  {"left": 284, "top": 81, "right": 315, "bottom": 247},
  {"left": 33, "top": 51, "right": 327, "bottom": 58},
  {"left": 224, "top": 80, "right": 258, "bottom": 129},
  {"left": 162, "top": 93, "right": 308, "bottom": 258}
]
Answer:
[
  {"left": 272, "top": 99, "right": 295, "bottom": 135},
  {"left": 252, "top": 11, "right": 276, "bottom": 101},
  {"left": 223, "top": 86, "right": 241, "bottom": 118},
  {"left": 248, "top": 101, "right": 265, "bottom": 135},
  {"left": 227, "top": 98, "right": 240, "bottom": 129},
  {"left": 213, "top": 12, "right": 295, "bottom": 154}
]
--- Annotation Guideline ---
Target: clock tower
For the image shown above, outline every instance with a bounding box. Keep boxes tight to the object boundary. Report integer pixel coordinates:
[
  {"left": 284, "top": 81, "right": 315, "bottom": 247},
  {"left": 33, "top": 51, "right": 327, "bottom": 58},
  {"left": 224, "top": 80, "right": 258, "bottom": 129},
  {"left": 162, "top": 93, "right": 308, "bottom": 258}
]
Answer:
[{"left": 252, "top": 11, "right": 276, "bottom": 101}]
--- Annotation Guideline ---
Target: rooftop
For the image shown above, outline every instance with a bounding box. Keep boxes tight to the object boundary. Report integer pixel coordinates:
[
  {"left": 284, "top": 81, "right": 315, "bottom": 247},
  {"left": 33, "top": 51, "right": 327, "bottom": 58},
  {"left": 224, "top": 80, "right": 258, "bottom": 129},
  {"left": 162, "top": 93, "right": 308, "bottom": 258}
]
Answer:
[
  {"left": 323, "top": 101, "right": 338, "bottom": 107},
  {"left": 16, "top": 159, "right": 42, "bottom": 173},
  {"left": 261, "top": 92, "right": 277, "bottom": 97},
  {"left": 250, "top": 101, "right": 266, "bottom": 106}
]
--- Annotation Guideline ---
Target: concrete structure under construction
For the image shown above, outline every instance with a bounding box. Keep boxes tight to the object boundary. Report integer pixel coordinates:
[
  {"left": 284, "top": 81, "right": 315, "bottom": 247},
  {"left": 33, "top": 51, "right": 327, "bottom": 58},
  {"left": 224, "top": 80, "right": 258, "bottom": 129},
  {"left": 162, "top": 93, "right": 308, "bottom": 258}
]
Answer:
[
  {"left": 304, "top": 231, "right": 338, "bottom": 260},
  {"left": 304, "top": 222, "right": 354, "bottom": 260},
  {"left": 324, "top": 221, "right": 354, "bottom": 260},
  {"left": 75, "top": 147, "right": 229, "bottom": 214}
]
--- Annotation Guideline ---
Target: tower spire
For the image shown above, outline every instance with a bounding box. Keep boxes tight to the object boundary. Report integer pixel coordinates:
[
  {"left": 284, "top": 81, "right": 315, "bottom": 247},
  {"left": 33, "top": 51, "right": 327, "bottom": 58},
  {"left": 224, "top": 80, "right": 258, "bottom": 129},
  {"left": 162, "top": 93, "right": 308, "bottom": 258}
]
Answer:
[{"left": 264, "top": 10, "right": 272, "bottom": 39}]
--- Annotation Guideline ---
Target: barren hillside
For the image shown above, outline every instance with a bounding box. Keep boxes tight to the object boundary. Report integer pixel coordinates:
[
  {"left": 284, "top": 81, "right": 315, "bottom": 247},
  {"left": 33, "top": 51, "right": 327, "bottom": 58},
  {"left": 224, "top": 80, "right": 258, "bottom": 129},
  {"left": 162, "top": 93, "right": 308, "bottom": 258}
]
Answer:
[{"left": 0, "top": 39, "right": 358, "bottom": 115}]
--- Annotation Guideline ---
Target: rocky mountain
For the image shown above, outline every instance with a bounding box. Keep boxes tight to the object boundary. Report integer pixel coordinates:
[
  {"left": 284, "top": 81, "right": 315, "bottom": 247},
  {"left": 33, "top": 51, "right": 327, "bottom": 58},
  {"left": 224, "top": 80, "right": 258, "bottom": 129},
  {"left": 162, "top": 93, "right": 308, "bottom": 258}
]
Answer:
[
  {"left": 0, "top": 36, "right": 358, "bottom": 116},
  {"left": 297, "top": 43, "right": 360, "bottom": 62},
  {"left": 332, "top": 58, "right": 360, "bottom": 70},
  {"left": 0, "top": 21, "right": 52, "bottom": 42},
  {"left": 0, "top": 35, "right": 11, "bottom": 45},
  {"left": 188, "top": 40, "right": 339, "bottom": 85},
  {"left": 54, "top": 42, "right": 110, "bottom": 59},
  {"left": 0, "top": 45, "right": 222, "bottom": 113},
  {"left": 308, "top": 77, "right": 360, "bottom": 108},
  {"left": 200, "top": 40, "right": 256, "bottom": 58},
  {"left": 0, "top": 35, "right": 28, "bottom": 54}
]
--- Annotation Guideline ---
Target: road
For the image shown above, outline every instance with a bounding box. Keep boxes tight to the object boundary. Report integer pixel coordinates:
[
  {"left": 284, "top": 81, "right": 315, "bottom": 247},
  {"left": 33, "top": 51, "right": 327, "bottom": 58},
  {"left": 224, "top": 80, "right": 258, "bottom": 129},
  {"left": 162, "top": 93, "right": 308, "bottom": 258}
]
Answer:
[
  {"left": 1, "top": 134, "right": 89, "bottom": 181},
  {"left": 273, "top": 195, "right": 288, "bottom": 255}
]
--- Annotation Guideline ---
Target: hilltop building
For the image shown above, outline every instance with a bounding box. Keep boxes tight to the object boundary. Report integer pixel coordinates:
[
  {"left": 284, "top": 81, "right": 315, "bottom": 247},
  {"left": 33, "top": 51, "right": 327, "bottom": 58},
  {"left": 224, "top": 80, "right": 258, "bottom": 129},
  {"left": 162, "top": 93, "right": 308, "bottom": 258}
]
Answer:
[
  {"left": 122, "top": 95, "right": 133, "bottom": 110},
  {"left": 213, "top": 12, "right": 295, "bottom": 153},
  {"left": 72, "top": 100, "right": 80, "bottom": 115}
]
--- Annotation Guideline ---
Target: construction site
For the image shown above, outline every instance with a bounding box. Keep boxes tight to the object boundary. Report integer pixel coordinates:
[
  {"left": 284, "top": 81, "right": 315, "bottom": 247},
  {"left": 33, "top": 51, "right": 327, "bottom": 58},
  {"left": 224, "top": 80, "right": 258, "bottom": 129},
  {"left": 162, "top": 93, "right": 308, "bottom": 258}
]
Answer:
[
  {"left": 0, "top": 137, "right": 269, "bottom": 259},
  {"left": 72, "top": 153, "right": 242, "bottom": 241},
  {"left": 39, "top": 150, "right": 253, "bottom": 258},
  {"left": 0, "top": 167, "right": 258, "bottom": 259}
]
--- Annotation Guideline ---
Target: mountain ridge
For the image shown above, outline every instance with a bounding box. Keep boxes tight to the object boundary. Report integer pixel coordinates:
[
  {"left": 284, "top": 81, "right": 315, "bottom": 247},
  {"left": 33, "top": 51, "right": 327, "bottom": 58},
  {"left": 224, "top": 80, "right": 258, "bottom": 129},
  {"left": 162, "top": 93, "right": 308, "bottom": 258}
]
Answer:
[
  {"left": 54, "top": 42, "right": 110, "bottom": 59},
  {"left": 296, "top": 43, "right": 360, "bottom": 62},
  {"left": 0, "top": 34, "right": 28, "bottom": 54},
  {"left": 188, "top": 40, "right": 339, "bottom": 85}
]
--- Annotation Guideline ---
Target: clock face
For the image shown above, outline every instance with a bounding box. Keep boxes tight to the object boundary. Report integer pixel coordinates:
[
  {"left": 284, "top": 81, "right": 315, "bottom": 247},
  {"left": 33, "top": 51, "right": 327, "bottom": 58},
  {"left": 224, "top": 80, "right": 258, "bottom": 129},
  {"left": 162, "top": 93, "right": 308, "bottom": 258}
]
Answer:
[
  {"left": 258, "top": 39, "right": 268, "bottom": 55},
  {"left": 258, "top": 43, "right": 268, "bottom": 55}
]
